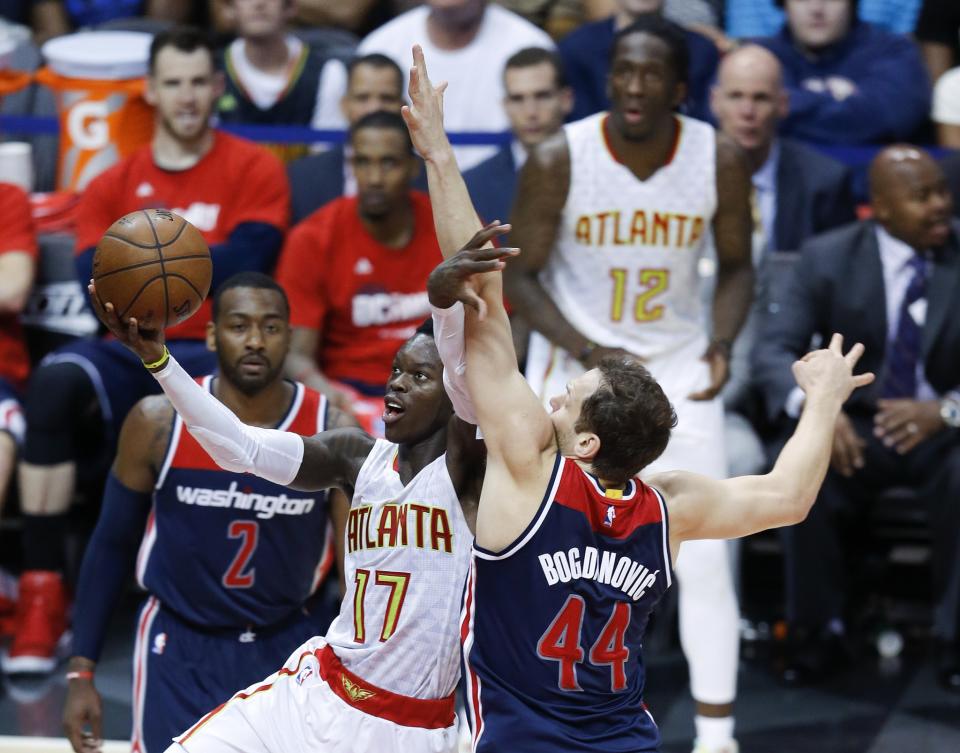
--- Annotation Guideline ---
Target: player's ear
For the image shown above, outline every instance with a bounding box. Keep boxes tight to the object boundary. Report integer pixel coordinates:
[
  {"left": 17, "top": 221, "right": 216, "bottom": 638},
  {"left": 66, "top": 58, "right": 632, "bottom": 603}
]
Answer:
[
  {"left": 145, "top": 74, "right": 157, "bottom": 107},
  {"left": 206, "top": 320, "right": 217, "bottom": 353},
  {"left": 574, "top": 431, "right": 600, "bottom": 463}
]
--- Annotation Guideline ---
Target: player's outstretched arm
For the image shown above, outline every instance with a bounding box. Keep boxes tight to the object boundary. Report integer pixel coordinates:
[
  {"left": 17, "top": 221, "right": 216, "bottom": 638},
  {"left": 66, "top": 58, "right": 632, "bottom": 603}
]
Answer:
[
  {"left": 89, "top": 283, "right": 372, "bottom": 493},
  {"left": 402, "top": 44, "right": 484, "bottom": 257},
  {"left": 651, "top": 334, "right": 874, "bottom": 547}
]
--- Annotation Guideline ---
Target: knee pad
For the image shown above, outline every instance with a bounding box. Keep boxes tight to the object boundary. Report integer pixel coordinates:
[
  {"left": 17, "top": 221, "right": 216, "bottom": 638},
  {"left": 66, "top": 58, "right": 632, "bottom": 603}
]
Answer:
[{"left": 22, "top": 361, "right": 98, "bottom": 465}]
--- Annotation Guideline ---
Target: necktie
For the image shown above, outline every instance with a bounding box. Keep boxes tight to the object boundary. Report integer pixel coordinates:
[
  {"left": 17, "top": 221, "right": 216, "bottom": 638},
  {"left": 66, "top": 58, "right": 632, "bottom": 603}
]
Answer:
[{"left": 881, "top": 254, "right": 927, "bottom": 398}]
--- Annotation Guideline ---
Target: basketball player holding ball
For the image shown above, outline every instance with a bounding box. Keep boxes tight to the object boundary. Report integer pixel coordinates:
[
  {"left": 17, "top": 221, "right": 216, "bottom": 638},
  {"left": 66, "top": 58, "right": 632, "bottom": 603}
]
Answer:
[{"left": 4, "top": 27, "right": 289, "bottom": 675}]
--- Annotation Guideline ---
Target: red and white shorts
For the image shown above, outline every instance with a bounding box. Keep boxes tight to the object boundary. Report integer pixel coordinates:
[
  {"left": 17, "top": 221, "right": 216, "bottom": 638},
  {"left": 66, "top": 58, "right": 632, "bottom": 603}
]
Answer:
[{"left": 165, "top": 637, "right": 459, "bottom": 753}]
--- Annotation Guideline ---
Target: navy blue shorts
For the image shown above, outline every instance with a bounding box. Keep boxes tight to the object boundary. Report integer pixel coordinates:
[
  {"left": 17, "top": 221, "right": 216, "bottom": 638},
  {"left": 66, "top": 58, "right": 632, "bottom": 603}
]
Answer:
[
  {"left": 0, "top": 377, "right": 24, "bottom": 446},
  {"left": 131, "top": 597, "right": 325, "bottom": 753},
  {"left": 41, "top": 339, "right": 216, "bottom": 440}
]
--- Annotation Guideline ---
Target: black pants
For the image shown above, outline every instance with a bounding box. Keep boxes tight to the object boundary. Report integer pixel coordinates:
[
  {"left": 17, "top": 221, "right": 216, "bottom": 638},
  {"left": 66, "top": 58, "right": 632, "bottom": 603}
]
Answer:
[{"left": 779, "top": 412, "right": 960, "bottom": 641}]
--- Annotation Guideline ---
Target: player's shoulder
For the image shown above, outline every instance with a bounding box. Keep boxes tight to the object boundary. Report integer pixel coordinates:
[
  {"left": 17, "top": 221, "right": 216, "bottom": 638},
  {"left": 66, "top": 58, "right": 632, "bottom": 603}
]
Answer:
[
  {"left": 84, "top": 143, "right": 152, "bottom": 196},
  {"left": 127, "top": 393, "right": 175, "bottom": 429}
]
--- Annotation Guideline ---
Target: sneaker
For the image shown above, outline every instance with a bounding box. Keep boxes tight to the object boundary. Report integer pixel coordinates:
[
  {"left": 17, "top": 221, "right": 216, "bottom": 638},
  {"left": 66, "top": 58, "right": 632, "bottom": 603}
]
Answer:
[
  {"left": 1, "top": 571, "right": 69, "bottom": 674},
  {"left": 692, "top": 741, "right": 739, "bottom": 753}
]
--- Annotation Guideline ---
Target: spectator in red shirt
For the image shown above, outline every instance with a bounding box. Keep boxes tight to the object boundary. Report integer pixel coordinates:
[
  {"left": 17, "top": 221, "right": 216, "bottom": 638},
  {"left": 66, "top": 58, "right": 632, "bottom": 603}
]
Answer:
[
  {"left": 0, "top": 183, "right": 36, "bottom": 524},
  {"left": 277, "top": 110, "right": 442, "bottom": 435},
  {"left": 4, "top": 27, "right": 290, "bottom": 676}
]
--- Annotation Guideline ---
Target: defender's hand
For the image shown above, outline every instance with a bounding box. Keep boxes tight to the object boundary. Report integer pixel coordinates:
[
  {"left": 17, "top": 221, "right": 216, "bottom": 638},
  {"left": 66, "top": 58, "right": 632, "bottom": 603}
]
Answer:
[
  {"left": 88, "top": 281, "right": 165, "bottom": 365},
  {"left": 401, "top": 44, "right": 449, "bottom": 162},
  {"left": 63, "top": 674, "right": 103, "bottom": 753},
  {"left": 792, "top": 333, "right": 875, "bottom": 407},
  {"left": 428, "top": 222, "right": 518, "bottom": 318}
]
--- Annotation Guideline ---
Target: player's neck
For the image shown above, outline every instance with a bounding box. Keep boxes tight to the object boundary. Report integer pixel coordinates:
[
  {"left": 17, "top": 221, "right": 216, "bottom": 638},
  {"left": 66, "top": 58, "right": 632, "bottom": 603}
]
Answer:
[
  {"left": 240, "top": 34, "right": 291, "bottom": 75},
  {"left": 152, "top": 127, "right": 215, "bottom": 171},
  {"left": 213, "top": 377, "right": 294, "bottom": 428},
  {"left": 607, "top": 114, "right": 678, "bottom": 179},
  {"left": 396, "top": 431, "right": 447, "bottom": 484},
  {"left": 359, "top": 203, "right": 415, "bottom": 249}
]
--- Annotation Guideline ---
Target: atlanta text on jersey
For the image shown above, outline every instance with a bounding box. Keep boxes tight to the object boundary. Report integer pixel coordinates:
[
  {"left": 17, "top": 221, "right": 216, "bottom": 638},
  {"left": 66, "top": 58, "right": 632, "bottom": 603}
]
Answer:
[
  {"left": 346, "top": 502, "right": 455, "bottom": 554},
  {"left": 175, "top": 482, "right": 316, "bottom": 519},
  {"left": 538, "top": 546, "right": 661, "bottom": 602},
  {"left": 574, "top": 210, "right": 706, "bottom": 248}
]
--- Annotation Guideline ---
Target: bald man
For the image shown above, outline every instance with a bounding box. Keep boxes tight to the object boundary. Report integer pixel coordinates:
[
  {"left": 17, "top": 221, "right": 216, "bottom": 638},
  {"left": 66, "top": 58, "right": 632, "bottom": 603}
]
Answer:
[
  {"left": 753, "top": 146, "right": 960, "bottom": 692},
  {"left": 705, "top": 45, "right": 857, "bottom": 479},
  {"left": 711, "top": 44, "right": 855, "bottom": 258}
]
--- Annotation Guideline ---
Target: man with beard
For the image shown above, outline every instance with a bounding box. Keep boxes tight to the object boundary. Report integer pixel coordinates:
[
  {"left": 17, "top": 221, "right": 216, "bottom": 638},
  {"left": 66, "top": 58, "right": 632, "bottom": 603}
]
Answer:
[
  {"left": 63, "top": 274, "right": 348, "bottom": 753},
  {"left": 6, "top": 27, "right": 289, "bottom": 676},
  {"left": 86, "top": 268, "right": 485, "bottom": 752},
  {"left": 277, "top": 111, "right": 442, "bottom": 432}
]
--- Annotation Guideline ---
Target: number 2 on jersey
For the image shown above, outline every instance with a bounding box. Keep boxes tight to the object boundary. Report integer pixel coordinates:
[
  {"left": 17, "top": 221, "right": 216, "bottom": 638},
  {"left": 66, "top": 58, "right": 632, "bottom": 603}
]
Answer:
[
  {"left": 609, "top": 267, "right": 670, "bottom": 323},
  {"left": 537, "top": 595, "right": 632, "bottom": 691},
  {"left": 353, "top": 569, "right": 411, "bottom": 643},
  {"left": 222, "top": 520, "right": 259, "bottom": 589}
]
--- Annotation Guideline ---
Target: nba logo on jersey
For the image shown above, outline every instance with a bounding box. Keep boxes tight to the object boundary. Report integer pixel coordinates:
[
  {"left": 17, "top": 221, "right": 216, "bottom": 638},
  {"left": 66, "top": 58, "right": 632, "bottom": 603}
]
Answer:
[
  {"left": 152, "top": 632, "right": 167, "bottom": 655},
  {"left": 604, "top": 505, "right": 617, "bottom": 527},
  {"left": 295, "top": 664, "right": 314, "bottom": 686}
]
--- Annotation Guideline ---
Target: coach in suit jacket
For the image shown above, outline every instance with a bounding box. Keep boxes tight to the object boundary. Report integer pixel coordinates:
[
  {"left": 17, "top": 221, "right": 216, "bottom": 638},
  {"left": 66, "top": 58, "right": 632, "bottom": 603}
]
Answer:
[{"left": 753, "top": 146, "right": 960, "bottom": 692}]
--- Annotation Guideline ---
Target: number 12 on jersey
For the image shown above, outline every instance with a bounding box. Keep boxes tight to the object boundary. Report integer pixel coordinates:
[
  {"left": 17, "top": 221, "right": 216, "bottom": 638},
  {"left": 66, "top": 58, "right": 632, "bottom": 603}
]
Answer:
[
  {"left": 353, "top": 569, "right": 411, "bottom": 643},
  {"left": 609, "top": 267, "right": 670, "bottom": 323},
  {"left": 537, "top": 594, "right": 632, "bottom": 691}
]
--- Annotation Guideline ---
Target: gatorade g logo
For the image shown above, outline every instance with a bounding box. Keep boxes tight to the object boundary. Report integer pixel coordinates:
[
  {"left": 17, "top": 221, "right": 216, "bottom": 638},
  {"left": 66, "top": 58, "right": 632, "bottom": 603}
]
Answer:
[{"left": 67, "top": 101, "right": 109, "bottom": 151}]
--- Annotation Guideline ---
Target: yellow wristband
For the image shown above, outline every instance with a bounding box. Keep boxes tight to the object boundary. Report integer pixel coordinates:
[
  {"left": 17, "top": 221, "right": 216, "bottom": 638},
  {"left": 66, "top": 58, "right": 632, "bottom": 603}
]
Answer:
[{"left": 142, "top": 346, "right": 170, "bottom": 371}]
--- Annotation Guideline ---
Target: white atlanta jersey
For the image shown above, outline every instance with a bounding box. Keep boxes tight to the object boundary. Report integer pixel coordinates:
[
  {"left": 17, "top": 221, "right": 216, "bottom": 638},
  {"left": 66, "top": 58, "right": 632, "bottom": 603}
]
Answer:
[
  {"left": 540, "top": 112, "right": 717, "bottom": 360},
  {"left": 324, "top": 438, "right": 473, "bottom": 699}
]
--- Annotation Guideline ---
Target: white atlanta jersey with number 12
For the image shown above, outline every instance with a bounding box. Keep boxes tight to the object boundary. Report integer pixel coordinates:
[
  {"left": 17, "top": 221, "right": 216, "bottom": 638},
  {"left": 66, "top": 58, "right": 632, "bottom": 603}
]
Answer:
[{"left": 541, "top": 112, "right": 718, "bottom": 360}]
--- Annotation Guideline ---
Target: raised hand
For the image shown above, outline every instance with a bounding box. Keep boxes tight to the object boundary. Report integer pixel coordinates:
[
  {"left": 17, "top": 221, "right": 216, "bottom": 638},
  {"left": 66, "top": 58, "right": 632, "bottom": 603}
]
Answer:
[
  {"left": 400, "top": 44, "right": 449, "bottom": 161},
  {"left": 427, "top": 222, "right": 518, "bottom": 318},
  {"left": 791, "top": 333, "right": 875, "bottom": 406},
  {"left": 88, "top": 280, "right": 166, "bottom": 365}
]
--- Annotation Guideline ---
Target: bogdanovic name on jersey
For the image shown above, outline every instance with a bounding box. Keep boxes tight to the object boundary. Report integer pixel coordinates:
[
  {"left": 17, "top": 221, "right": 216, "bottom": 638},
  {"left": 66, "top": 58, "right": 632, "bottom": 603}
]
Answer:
[
  {"left": 175, "top": 482, "right": 315, "bottom": 519},
  {"left": 573, "top": 209, "right": 706, "bottom": 248},
  {"left": 352, "top": 291, "right": 431, "bottom": 327},
  {"left": 538, "top": 547, "right": 661, "bottom": 602},
  {"left": 347, "top": 502, "right": 454, "bottom": 555}
]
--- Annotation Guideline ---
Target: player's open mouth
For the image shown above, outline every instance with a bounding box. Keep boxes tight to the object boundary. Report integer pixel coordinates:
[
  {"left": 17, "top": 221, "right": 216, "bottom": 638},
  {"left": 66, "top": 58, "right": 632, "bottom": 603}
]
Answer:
[{"left": 382, "top": 397, "right": 406, "bottom": 424}]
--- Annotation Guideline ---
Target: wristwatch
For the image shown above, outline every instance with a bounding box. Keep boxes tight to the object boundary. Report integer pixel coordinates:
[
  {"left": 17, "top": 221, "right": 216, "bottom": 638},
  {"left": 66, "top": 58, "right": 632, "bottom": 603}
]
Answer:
[{"left": 940, "top": 396, "right": 960, "bottom": 428}]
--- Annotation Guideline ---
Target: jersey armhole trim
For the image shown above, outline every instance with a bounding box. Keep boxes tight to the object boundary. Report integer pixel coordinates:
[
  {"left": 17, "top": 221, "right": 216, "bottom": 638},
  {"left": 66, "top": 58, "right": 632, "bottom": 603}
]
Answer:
[
  {"left": 154, "top": 412, "right": 183, "bottom": 490},
  {"left": 473, "top": 453, "right": 564, "bottom": 561},
  {"left": 648, "top": 484, "right": 673, "bottom": 589}
]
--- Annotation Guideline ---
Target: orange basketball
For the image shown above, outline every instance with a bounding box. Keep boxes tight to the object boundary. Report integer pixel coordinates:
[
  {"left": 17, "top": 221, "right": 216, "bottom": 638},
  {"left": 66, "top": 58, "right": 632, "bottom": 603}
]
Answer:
[{"left": 92, "top": 209, "right": 212, "bottom": 331}]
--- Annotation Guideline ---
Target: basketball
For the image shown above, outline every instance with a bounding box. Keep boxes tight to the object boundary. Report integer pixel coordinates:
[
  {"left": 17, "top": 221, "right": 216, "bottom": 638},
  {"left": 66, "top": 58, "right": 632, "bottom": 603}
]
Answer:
[{"left": 92, "top": 209, "right": 212, "bottom": 331}]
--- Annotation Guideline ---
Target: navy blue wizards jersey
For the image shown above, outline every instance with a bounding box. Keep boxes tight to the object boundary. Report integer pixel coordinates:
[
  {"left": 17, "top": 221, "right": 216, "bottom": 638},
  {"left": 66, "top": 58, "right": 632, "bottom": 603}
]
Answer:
[
  {"left": 461, "top": 455, "right": 673, "bottom": 752},
  {"left": 136, "top": 377, "right": 334, "bottom": 628}
]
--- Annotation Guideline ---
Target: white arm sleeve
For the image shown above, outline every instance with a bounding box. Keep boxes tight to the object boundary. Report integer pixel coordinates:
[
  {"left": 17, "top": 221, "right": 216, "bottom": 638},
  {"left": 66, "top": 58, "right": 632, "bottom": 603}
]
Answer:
[
  {"left": 431, "top": 303, "right": 478, "bottom": 426},
  {"left": 152, "top": 355, "right": 304, "bottom": 485}
]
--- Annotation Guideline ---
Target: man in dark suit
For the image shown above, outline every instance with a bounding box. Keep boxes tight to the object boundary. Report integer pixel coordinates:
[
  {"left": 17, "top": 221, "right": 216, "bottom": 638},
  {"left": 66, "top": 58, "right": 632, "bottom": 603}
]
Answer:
[
  {"left": 705, "top": 44, "right": 856, "bottom": 478},
  {"left": 753, "top": 145, "right": 960, "bottom": 692},
  {"left": 287, "top": 53, "right": 426, "bottom": 224},
  {"left": 463, "top": 47, "right": 571, "bottom": 228}
]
